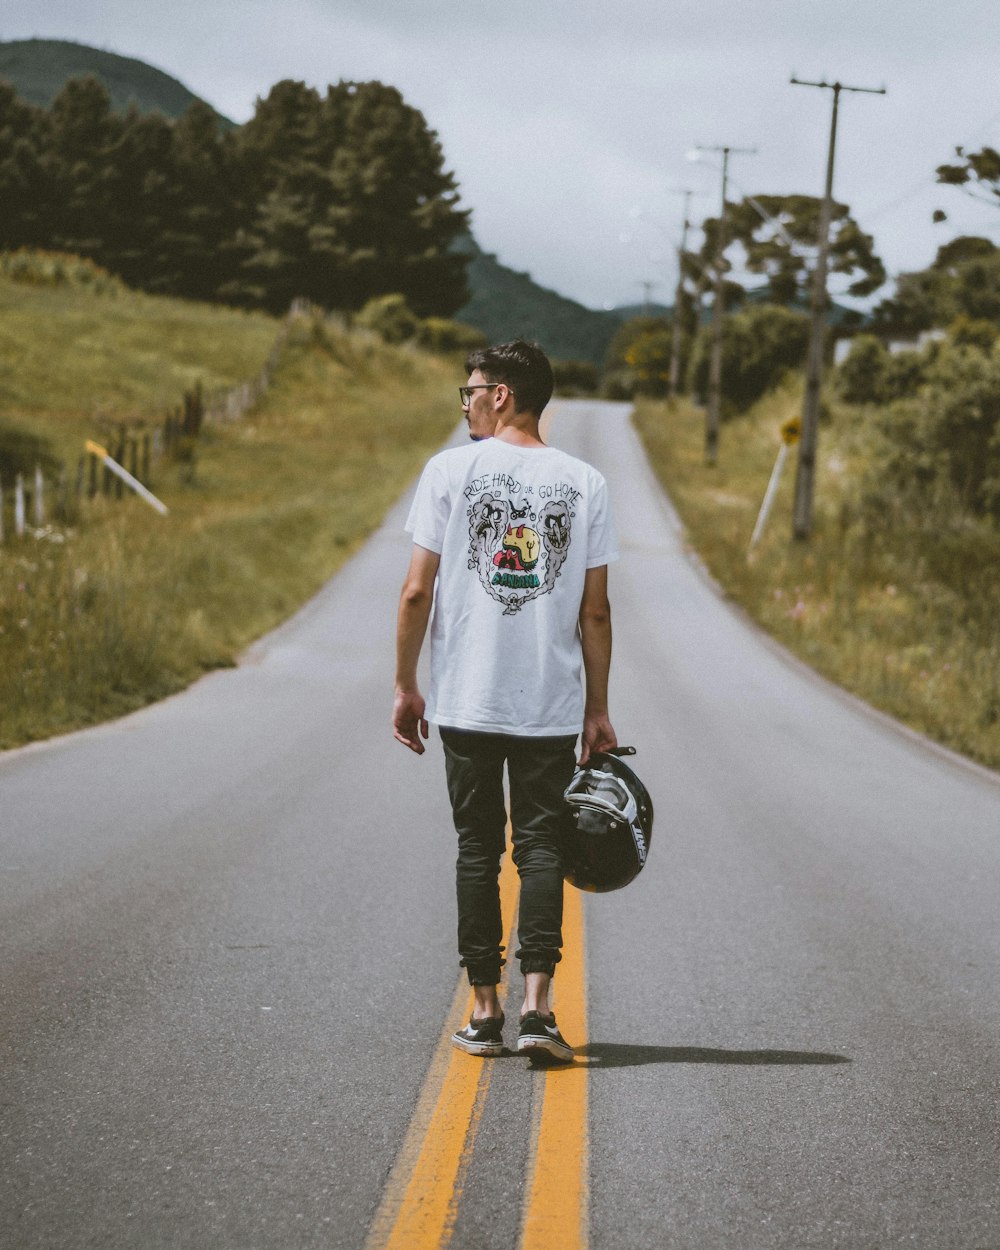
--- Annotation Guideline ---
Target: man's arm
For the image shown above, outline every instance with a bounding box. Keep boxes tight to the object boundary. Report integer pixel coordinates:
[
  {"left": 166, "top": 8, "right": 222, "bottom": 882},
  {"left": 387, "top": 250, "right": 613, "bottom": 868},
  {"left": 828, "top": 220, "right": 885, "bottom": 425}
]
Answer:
[
  {"left": 578, "top": 563, "right": 617, "bottom": 765},
  {"left": 393, "top": 544, "right": 440, "bottom": 754}
]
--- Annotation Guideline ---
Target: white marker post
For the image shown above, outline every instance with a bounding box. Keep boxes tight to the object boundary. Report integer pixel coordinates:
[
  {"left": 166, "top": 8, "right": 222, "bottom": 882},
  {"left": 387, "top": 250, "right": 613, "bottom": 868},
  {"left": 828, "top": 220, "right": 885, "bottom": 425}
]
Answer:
[
  {"left": 85, "top": 440, "right": 169, "bottom": 516},
  {"left": 749, "top": 417, "right": 800, "bottom": 552}
]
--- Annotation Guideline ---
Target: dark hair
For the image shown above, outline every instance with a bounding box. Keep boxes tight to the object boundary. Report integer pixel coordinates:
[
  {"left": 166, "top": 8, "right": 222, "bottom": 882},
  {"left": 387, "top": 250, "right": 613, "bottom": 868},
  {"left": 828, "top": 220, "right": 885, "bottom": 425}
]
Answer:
[{"left": 464, "top": 339, "right": 554, "bottom": 417}]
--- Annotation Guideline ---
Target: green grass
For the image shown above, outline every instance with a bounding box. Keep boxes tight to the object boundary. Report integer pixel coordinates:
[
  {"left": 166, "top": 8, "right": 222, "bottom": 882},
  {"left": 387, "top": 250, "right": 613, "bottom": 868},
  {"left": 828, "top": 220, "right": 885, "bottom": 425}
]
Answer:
[
  {"left": 0, "top": 285, "right": 458, "bottom": 747},
  {"left": 0, "top": 273, "right": 278, "bottom": 464},
  {"left": 633, "top": 380, "right": 1000, "bottom": 772}
]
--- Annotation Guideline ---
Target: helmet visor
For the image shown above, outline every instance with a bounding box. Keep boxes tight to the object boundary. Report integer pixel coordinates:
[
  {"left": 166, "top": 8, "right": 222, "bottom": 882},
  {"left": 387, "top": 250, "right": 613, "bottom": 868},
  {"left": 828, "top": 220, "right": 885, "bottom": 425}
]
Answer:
[{"left": 564, "top": 767, "right": 638, "bottom": 824}]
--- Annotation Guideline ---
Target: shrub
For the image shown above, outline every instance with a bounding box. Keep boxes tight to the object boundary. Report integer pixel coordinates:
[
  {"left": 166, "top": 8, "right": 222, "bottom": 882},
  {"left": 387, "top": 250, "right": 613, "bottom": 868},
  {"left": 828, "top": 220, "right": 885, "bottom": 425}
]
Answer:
[
  {"left": 600, "top": 371, "right": 635, "bottom": 401},
  {"left": 949, "top": 315, "right": 1000, "bottom": 352},
  {"left": 552, "top": 359, "right": 599, "bottom": 395},
  {"left": 416, "top": 317, "right": 487, "bottom": 354},
  {"left": 837, "top": 334, "right": 889, "bottom": 403},
  {"left": 0, "top": 249, "right": 124, "bottom": 295},
  {"left": 603, "top": 316, "right": 674, "bottom": 398},
  {"left": 624, "top": 328, "right": 673, "bottom": 397},
  {"left": 863, "top": 343, "right": 1000, "bottom": 522},
  {"left": 357, "top": 293, "right": 419, "bottom": 344},
  {"left": 882, "top": 349, "right": 929, "bottom": 401},
  {"left": 836, "top": 336, "right": 934, "bottom": 404},
  {"left": 688, "top": 303, "right": 810, "bottom": 414}
]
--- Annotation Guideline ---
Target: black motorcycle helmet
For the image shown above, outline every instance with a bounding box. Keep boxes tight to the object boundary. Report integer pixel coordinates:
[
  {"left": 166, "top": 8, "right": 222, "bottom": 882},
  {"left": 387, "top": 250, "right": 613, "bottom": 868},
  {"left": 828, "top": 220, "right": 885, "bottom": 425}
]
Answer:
[{"left": 562, "top": 747, "right": 654, "bottom": 892}]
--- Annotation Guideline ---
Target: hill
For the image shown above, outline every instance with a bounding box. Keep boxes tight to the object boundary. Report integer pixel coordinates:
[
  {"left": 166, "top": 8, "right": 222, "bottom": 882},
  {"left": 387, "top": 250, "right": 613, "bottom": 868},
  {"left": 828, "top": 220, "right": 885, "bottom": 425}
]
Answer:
[
  {"left": 455, "top": 236, "right": 626, "bottom": 365},
  {"left": 0, "top": 37, "right": 234, "bottom": 127}
]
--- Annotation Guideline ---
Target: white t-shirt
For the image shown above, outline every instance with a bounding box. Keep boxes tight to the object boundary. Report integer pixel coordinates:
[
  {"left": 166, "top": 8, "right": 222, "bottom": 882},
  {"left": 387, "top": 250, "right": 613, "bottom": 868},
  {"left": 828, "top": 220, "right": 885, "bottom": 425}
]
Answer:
[{"left": 405, "top": 437, "right": 618, "bottom": 736}]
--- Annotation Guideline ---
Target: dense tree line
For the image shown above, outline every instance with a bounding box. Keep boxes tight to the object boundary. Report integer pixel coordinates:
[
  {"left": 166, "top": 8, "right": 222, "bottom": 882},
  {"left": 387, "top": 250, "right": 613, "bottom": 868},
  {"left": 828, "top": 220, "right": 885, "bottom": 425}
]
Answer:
[{"left": 0, "top": 74, "right": 470, "bottom": 315}]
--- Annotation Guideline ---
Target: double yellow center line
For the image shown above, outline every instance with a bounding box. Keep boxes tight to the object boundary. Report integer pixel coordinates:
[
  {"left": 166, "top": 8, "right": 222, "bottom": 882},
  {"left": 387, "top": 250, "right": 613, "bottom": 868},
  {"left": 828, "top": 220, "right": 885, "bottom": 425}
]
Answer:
[{"left": 364, "top": 852, "right": 590, "bottom": 1250}]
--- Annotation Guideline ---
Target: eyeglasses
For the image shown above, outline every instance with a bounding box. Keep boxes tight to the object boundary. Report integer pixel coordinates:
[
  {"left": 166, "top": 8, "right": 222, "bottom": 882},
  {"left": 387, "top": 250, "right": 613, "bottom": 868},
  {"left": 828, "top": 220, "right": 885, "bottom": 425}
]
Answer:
[{"left": 458, "top": 383, "right": 499, "bottom": 406}]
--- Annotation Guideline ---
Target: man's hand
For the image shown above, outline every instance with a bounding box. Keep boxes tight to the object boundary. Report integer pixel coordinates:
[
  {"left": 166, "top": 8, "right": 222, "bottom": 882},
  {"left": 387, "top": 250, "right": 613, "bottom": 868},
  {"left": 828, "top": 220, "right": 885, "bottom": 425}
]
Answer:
[
  {"left": 579, "top": 712, "right": 617, "bottom": 766},
  {"left": 393, "top": 688, "right": 429, "bottom": 755}
]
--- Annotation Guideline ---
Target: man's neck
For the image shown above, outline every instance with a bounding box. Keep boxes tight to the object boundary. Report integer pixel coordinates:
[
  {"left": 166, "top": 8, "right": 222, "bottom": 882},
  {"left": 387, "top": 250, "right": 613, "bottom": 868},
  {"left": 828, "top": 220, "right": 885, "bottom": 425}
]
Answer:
[{"left": 493, "top": 411, "right": 545, "bottom": 448}]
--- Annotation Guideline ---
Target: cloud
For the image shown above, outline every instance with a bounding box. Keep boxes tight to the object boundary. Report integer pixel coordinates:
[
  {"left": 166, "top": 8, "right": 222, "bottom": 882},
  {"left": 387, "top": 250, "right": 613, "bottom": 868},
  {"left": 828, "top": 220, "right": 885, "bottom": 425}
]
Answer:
[{"left": 3, "top": 0, "right": 1000, "bottom": 307}]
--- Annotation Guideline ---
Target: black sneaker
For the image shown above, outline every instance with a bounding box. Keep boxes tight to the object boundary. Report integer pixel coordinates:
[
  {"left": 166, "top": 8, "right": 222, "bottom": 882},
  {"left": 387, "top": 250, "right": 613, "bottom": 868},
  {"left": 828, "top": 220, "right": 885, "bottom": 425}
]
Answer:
[
  {"left": 516, "top": 1011, "right": 574, "bottom": 1063},
  {"left": 451, "top": 1013, "right": 505, "bottom": 1057}
]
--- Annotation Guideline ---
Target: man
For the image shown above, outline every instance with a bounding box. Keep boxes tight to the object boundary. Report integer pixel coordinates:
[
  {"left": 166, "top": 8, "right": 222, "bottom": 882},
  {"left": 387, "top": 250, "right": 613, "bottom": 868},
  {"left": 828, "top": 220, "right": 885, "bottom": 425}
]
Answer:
[{"left": 393, "top": 339, "right": 618, "bottom": 1063}]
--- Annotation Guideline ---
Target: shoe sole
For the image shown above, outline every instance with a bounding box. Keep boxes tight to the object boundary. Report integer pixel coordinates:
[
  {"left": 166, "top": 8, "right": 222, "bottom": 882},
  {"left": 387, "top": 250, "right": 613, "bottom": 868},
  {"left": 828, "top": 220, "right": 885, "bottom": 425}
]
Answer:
[
  {"left": 516, "top": 1036, "right": 574, "bottom": 1064},
  {"left": 451, "top": 1033, "right": 504, "bottom": 1057}
]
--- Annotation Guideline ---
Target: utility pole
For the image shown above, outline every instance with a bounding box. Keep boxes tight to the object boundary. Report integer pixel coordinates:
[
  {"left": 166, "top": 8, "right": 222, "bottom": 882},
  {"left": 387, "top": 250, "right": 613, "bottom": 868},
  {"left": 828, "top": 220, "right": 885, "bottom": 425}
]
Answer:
[
  {"left": 638, "top": 279, "right": 656, "bottom": 317},
  {"left": 668, "top": 189, "right": 693, "bottom": 399},
  {"left": 790, "top": 75, "right": 885, "bottom": 539},
  {"left": 697, "top": 145, "right": 756, "bottom": 465}
]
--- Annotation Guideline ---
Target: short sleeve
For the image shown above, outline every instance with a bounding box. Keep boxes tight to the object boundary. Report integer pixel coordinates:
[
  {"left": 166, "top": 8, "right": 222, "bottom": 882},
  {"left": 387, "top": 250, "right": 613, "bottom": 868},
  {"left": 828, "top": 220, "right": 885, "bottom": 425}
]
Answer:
[
  {"left": 405, "top": 455, "right": 451, "bottom": 554},
  {"left": 585, "top": 472, "right": 619, "bottom": 569}
]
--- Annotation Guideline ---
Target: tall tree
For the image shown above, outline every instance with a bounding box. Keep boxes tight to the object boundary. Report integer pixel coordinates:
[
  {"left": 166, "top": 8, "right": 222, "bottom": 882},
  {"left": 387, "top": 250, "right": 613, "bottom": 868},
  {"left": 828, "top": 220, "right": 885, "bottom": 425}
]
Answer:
[
  {"left": 166, "top": 101, "right": 239, "bottom": 301},
  {"left": 46, "top": 76, "right": 123, "bottom": 256},
  {"left": 0, "top": 83, "right": 50, "bottom": 249},
  {"left": 99, "top": 107, "right": 178, "bottom": 289},
  {"left": 225, "top": 80, "right": 329, "bottom": 309},
  {"left": 697, "top": 193, "right": 885, "bottom": 306},
  {"left": 321, "top": 81, "right": 469, "bottom": 314},
  {"left": 230, "top": 80, "right": 469, "bottom": 314}
]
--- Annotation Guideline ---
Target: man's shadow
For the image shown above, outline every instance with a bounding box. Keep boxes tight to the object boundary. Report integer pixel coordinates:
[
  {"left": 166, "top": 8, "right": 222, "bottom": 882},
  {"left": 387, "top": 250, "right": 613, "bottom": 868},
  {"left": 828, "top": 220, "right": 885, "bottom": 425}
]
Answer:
[{"left": 580, "top": 1043, "right": 851, "bottom": 1068}]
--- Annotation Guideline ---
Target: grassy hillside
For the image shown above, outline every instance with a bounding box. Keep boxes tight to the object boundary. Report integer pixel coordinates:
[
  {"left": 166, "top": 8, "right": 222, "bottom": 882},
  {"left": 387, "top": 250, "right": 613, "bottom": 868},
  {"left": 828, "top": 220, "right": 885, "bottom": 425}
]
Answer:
[
  {"left": 633, "top": 383, "right": 1000, "bottom": 772},
  {"left": 0, "top": 271, "right": 457, "bottom": 747},
  {"left": 0, "top": 38, "right": 233, "bottom": 125},
  {"left": 0, "top": 265, "right": 277, "bottom": 465}
]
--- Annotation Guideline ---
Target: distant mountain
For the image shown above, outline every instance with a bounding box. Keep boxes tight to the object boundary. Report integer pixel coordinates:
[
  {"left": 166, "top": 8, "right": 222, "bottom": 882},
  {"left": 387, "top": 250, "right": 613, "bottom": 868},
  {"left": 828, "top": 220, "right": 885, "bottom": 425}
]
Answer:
[
  {"left": 455, "top": 237, "right": 628, "bottom": 365},
  {"left": 613, "top": 303, "right": 673, "bottom": 321},
  {"left": 0, "top": 38, "right": 234, "bottom": 128},
  {"left": 0, "top": 38, "right": 628, "bottom": 361}
]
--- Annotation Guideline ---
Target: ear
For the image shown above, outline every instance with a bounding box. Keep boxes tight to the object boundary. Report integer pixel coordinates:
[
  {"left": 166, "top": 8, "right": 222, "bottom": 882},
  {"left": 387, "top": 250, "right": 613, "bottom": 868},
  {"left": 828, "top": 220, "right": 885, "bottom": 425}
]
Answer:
[{"left": 493, "top": 383, "right": 512, "bottom": 410}]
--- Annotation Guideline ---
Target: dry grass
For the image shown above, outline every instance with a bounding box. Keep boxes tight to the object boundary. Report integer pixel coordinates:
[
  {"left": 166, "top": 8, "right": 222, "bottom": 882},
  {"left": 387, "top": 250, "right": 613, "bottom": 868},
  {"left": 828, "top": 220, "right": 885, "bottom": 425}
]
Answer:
[
  {"left": 0, "top": 302, "right": 457, "bottom": 747},
  {"left": 633, "top": 379, "right": 1000, "bottom": 771}
]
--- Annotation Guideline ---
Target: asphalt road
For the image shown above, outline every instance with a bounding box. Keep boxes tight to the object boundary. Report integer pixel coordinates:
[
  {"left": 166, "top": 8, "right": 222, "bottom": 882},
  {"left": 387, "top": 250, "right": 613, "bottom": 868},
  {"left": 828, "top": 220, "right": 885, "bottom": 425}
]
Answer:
[{"left": 3, "top": 400, "right": 1000, "bottom": 1250}]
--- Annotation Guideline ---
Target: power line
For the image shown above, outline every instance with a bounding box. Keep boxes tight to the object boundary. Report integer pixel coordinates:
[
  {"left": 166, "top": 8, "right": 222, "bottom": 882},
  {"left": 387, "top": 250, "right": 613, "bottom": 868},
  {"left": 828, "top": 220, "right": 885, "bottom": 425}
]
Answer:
[{"left": 866, "top": 102, "right": 1000, "bottom": 223}]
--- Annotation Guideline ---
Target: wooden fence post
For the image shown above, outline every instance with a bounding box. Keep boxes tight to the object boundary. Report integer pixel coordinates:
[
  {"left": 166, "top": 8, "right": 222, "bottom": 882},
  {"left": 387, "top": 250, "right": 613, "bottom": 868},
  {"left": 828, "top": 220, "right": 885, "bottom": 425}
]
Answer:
[
  {"left": 15, "top": 473, "right": 25, "bottom": 537},
  {"left": 34, "top": 463, "right": 45, "bottom": 527},
  {"left": 57, "top": 465, "right": 69, "bottom": 522},
  {"left": 114, "top": 426, "right": 126, "bottom": 499}
]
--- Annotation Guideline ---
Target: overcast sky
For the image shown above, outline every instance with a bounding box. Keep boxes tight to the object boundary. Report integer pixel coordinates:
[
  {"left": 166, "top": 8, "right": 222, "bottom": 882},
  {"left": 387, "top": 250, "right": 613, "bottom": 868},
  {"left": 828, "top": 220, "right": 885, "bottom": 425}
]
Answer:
[{"left": 4, "top": 0, "right": 1000, "bottom": 310}]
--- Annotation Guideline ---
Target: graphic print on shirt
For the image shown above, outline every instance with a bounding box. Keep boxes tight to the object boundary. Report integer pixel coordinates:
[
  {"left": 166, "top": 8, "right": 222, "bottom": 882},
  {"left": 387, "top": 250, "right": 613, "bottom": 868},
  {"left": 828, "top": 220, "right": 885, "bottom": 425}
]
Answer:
[{"left": 466, "top": 476, "right": 577, "bottom": 615}]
